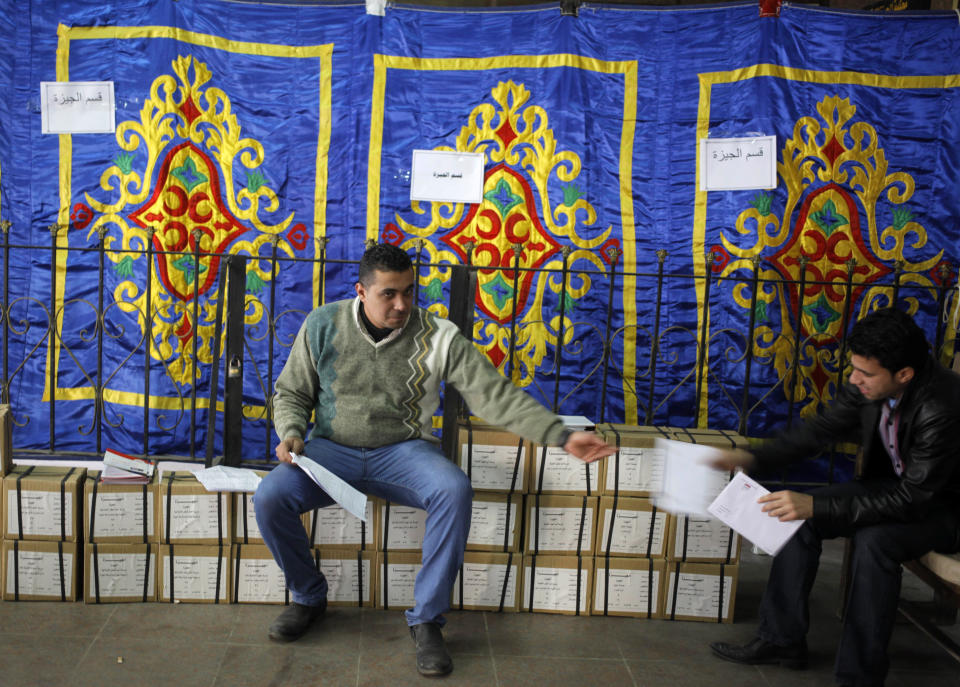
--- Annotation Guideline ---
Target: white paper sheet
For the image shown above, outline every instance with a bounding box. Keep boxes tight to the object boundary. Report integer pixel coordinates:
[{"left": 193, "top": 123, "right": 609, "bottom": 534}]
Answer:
[
  {"left": 707, "top": 471, "right": 803, "bottom": 556},
  {"left": 194, "top": 465, "right": 263, "bottom": 493},
  {"left": 653, "top": 438, "right": 731, "bottom": 516},
  {"left": 291, "top": 454, "right": 368, "bottom": 522}
]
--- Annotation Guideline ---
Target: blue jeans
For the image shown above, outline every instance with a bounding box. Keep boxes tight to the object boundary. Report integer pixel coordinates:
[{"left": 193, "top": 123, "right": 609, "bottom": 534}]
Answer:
[
  {"left": 254, "top": 437, "right": 473, "bottom": 626},
  {"left": 757, "top": 481, "right": 959, "bottom": 687}
]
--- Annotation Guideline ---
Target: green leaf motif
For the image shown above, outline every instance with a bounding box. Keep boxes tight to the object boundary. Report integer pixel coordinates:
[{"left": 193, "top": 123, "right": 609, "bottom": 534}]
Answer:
[
  {"left": 749, "top": 192, "right": 773, "bottom": 216},
  {"left": 423, "top": 277, "right": 444, "bottom": 303},
  {"left": 556, "top": 292, "right": 576, "bottom": 315},
  {"left": 114, "top": 153, "right": 135, "bottom": 175},
  {"left": 561, "top": 183, "right": 583, "bottom": 207},
  {"left": 810, "top": 199, "right": 848, "bottom": 237},
  {"left": 113, "top": 255, "right": 135, "bottom": 278},
  {"left": 754, "top": 299, "right": 768, "bottom": 324},
  {"left": 246, "top": 170, "right": 266, "bottom": 193},
  {"left": 891, "top": 207, "right": 912, "bottom": 231},
  {"left": 246, "top": 271, "right": 265, "bottom": 295}
]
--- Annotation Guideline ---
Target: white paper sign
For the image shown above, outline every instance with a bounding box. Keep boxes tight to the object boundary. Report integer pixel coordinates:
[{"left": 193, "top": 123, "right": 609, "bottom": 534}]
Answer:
[
  {"left": 700, "top": 136, "right": 777, "bottom": 191},
  {"left": 41, "top": 81, "right": 116, "bottom": 134},
  {"left": 707, "top": 471, "right": 803, "bottom": 556},
  {"left": 410, "top": 150, "right": 485, "bottom": 204}
]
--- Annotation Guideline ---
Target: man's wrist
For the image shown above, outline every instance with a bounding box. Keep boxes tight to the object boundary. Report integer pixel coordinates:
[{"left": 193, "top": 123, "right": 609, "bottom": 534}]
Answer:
[{"left": 558, "top": 427, "right": 574, "bottom": 447}]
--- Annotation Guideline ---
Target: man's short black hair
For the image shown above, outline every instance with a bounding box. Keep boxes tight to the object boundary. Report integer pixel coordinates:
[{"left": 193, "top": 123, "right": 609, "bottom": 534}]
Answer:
[
  {"left": 358, "top": 243, "right": 413, "bottom": 286},
  {"left": 846, "top": 307, "right": 929, "bottom": 373}
]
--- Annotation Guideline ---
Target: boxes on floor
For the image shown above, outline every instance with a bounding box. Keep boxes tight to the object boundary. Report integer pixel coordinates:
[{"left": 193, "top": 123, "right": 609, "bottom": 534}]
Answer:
[
  {"left": 157, "top": 471, "right": 232, "bottom": 546},
  {"left": 232, "top": 543, "right": 289, "bottom": 604},
  {"left": 520, "top": 554, "right": 592, "bottom": 616},
  {"left": 524, "top": 494, "right": 597, "bottom": 556},
  {"left": 84, "top": 543, "right": 156, "bottom": 603},
  {"left": 597, "top": 429, "right": 665, "bottom": 497},
  {"left": 233, "top": 471, "right": 269, "bottom": 545},
  {"left": 666, "top": 514, "right": 740, "bottom": 564},
  {"left": 376, "top": 551, "right": 420, "bottom": 611},
  {"left": 661, "top": 561, "right": 738, "bottom": 623},
  {"left": 457, "top": 422, "right": 530, "bottom": 493},
  {"left": 2, "top": 539, "right": 79, "bottom": 601},
  {"left": 452, "top": 551, "right": 522, "bottom": 612},
  {"left": 84, "top": 471, "right": 156, "bottom": 544},
  {"left": 313, "top": 548, "right": 375, "bottom": 607},
  {"left": 466, "top": 492, "right": 522, "bottom": 553},
  {"left": 3, "top": 465, "right": 85, "bottom": 542},
  {"left": 377, "top": 501, "right": 426, "bottom": 552},
  {"left": 157, "top": 543, "right": 230, "bottom": 603},
  {"left": 528, "top": 443, "right": 600, "bottom": 496},
  {"left": 592, "top": 556, "right": 666, "bottom": 618},
  {"left": 304, "top": 499, "right": 376, "bottom": 550},
  {"left": 596, "top": 496, "right": 670, "bottom": 558}
]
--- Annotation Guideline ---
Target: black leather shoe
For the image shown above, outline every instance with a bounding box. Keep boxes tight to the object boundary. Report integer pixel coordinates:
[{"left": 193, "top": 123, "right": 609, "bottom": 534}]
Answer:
[
  {"left": 710, "top": 637, "right": 807, "bottom": 669},
  {"left": 410, "top": 622, "right": 453, "bottom": 676},
  {"left": 268, "top": 601, "right": 326, "bottom": 642}
]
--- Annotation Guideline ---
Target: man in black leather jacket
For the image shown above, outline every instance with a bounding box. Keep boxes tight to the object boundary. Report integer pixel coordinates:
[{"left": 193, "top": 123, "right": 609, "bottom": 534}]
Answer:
[{"left": 709, "top": 307, "right": 960, "bottom": 687}]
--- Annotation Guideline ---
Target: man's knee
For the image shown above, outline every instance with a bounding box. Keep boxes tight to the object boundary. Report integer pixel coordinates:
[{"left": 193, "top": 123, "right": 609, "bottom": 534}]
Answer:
[
  {"left": 431, "top": 466, "right": 473, "bottom": 510},
  {"left": 851, "top": 526, "right": 910, "bottom": 568},
  {"left": 254, "top": 465, "right": 296, "bottom": 520}
]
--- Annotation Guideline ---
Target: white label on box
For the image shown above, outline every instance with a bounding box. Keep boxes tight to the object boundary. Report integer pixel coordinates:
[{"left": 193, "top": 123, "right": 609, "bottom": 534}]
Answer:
[
  {"left": 467, "top": 500, "right": 517, "bottom": 549},
  {"left": 523, "top": 565, "right": 589, "bottom": 612},
  {"left": 528, "top": 506, "right": 593, "bottom": 552},
  {"left": 88, "top": 492, "right": 154, "bottom": 538},
  {"left": 319, "top": 556, "right": 371, "bottom": 603},
  {"left": 7, "top": 490, "right": 74, "bottom": 537},
  {"left": 453, "top": 561, "right": 518, "bottom": 608},
  {"left": 534, "top": 447, "right": 599, "bottom": 492},
  {"left": 605, "top": 447, "right": 665, "bottom": 492},
  {"left": 673, "top": 516, "right": 738, "bottom": 559},
  {"left": 234, "top": 556, "right": 287, "bottom": 603},
  {"left": 382, "top": 561, "right": 421, "bottom": 608},
  {"left": 161, "top": 552, "right": 228, "bottom": 601},
  {"left": 6, "top": 548, "right": 73, "bottom": 597},
  {"left": 235, "top": 493, "right": 263, "bottom": 542},
  {"left": 599, "top": 507, "right": 666, "bottom": 556},
  {"left": 310, "top": 501, "right": 372, "bottom": 547},
  {"left": 459, "top": 443, "right": 526, "bottom": 491},
  {"left": 161, "top": 493, "right": 229, "bottom": 540},
  {"left": 88, "top": 550, "right": 155, "bottom": 598},
  {"left": 381, "top": 505, "right": 426, "bottom": 550},
  {"left": 665, "top": 571, "right": 734, "bottom": 619},
  {"left": 594, "top": 566, "right": 659, "bottom": 614}
]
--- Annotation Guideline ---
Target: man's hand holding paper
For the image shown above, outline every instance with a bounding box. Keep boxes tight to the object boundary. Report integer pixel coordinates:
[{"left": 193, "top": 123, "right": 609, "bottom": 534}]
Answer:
[{"left": 758, "top": 490, "right": 813, "bottom": 522}]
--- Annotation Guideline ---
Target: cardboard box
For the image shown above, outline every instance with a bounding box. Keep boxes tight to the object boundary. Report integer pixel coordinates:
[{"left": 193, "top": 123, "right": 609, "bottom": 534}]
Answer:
[
  {"left": 3, "top": 465, "right": 85, "bottom": 542},
  {"left": 313, "top": 548, "right": 375, "bottom": 607},
  {"left": 157, "top": 471, "right": 232, "bottom": 546},
  {"left": 466, "top": 492, "right": 521, "bottom": 553},
  {"left": 84, "top": 472, "right": 156, "bottom": 543},
  {"left": 661, "top": 561, "right": 738, "bottom": 623},
  {"left": 596, "top": 496, "right": 670, "bottom": 558},
  {"left": 592, "top": 557, "right": 665, "bottom": 618},
  {"left": 520, "top": 554, "right": 592, "bottom": 615},
  {"left": 597, "top": 431, "right": 665, "bottom": 497},
  {"left": 0, "top": 405, "right": 12, "bottom": 477},
  {"left": 596, "top": 424, "right": 677, "bottom": 438},
  {"left": 84, "top": 543, "right": 157, "bottom": 603},
  {"left": 376, "top": 551, "right": 421, "bottom": 611},
  {"left": 667, "top": 515, "right": 741, "bottom": 564},
  {"left": 157, "top": 543, "right": 230, "bottom": 603},
  {"left": 528, "top": 444, "right": 600, "bottom": 495},
  {"left": 232, "top": 543, "right": 288, "bottom": 604},
  {"left": 3, "top": 539, "right": 78, "bottom": 601},
  {"left": 669, "top": 428, "right": 749, "bottom": 450},
  {"left": 304, "top": 500, "right": 376, "bottom": 550},
  {"left": 377, "top": 501, "right": 426, "bottom": 552},
  {"left": 524, "top": 494, "right": 598, "bottom": 556},
  {"left": 457, "top": 424, "right": 530, "bottom": 493},
  {"left": 452, "top": 551, "right": 521, "bottom": 612}
]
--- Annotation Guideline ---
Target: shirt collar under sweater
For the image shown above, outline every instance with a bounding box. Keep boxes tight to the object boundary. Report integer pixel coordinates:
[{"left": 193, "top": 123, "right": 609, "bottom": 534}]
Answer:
[{"left": 351, "top": 296, "right": 407, "bottom": 346}]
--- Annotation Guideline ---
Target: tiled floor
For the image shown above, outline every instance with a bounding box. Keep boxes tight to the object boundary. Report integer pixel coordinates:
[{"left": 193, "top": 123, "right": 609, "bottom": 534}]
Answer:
[{"left": 1, "top": 540, "right": 957, "bottom": 686}]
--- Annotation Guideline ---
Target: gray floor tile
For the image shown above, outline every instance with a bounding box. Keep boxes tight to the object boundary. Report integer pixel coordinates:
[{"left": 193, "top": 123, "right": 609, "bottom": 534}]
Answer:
[
  {"left": 0, "top": 634, "right": 91, "bottom": 687},
  {"left": 485, "top": 611, "right": 625, "bottom": 658},
  {"left": 0, "top": 600, "right": 114, "bottom": 637},
  {"left": 69, "top": 637, "right": 229, "bottom": 687},
  {"left": 358, "top": 653, "right": 495, "bottom": 686},
  {"left": 496, "top": 656, "right": 635, "bottom": 687},
  {"left": 630, "top": 659, "right": 769, "bottom": 687},
  {"left": 214, "top": 644, "right": 359, "bottom": 687},
  {"left": 101, "top": 601, "right": 238, "bottom": 642}
]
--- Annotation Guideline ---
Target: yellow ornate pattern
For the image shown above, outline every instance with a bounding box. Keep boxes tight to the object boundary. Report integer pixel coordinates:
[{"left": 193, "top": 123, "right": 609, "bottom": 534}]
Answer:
[
  {"left": 716, "top": 95, "right": 943, "bottom": 414},
  {"left": 84, "top": 55, "right": 298, "bottom": 387},
  {"left": 385, "top": 80, "right": 611, "bottom": 384}
]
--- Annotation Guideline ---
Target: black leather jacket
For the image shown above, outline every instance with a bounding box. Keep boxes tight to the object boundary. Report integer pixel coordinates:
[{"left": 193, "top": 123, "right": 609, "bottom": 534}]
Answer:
[{"left": 752, "top": 356, "right": 960, "bottom": 529}]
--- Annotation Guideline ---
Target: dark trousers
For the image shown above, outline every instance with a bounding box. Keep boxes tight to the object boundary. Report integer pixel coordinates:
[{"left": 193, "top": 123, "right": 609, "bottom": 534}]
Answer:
[{"left": 757, "top": 481, "right": 959, "bottom": 687}]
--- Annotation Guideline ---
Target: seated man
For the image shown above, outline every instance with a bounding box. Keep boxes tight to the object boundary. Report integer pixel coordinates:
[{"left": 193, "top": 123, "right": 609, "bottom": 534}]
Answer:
[
  {"left": 709, "top": 307, "right": 960, "bottom": 687},
  {"left": 255, "top": 243, "right": 614, "bottom": 677}
]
